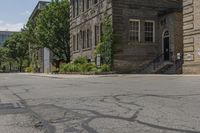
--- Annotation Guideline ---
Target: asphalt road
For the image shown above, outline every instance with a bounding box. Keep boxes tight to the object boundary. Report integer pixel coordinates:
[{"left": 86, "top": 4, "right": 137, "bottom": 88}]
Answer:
[{"left": 0, "top": 73, "right": 200, "bottom": 133}]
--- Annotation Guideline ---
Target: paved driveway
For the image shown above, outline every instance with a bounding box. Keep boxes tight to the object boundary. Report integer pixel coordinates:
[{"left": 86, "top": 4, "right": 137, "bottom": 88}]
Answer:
[{"left": 0, "top": 73, "right": 200, "bottom": 133}]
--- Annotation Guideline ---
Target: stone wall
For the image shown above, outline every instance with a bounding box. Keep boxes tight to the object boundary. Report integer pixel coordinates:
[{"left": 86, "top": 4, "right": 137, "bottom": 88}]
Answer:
[
  {"left": 183, "top": 0, "right": 200, "bottom": 74},
  {"left": 70, "top": 0, "right": 112, "bottom": 62},
  {"left": 70, "top": 0, "right": 182, "bottom": 73},
  {"left": 112, "top": 0, "right": 182, "bottom": 73}
]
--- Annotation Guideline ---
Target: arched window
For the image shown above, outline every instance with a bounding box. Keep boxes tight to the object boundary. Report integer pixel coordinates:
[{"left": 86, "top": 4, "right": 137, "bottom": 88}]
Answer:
[{"left": 163, "top": 30, "right": 169, "bottom": 38}]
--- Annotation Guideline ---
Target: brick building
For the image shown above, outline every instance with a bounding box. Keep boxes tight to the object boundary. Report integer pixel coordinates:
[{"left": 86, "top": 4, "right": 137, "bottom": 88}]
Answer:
[
  {"left": 70, "top": 0, "right": 183, "bottom": 73},
  {"left": 183, "top": 0, "right": 200, "bottom": 74}
]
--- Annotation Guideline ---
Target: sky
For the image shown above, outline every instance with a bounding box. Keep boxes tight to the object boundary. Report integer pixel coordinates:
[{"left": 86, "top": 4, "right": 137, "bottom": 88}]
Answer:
[{"left": 0, "top": 0, "right": 50, "bottom": 31}]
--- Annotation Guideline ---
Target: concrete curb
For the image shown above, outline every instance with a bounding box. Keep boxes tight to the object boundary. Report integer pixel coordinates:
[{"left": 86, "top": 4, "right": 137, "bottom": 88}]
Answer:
[{"left": 16, "top": 73, "right": 200, "bottom": 79}]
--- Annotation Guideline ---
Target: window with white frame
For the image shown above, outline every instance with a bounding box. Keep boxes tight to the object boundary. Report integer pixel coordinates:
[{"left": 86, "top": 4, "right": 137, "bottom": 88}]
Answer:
[
  {"left": 129, "top": 19, "right": 140, "bottom": 42},
  {"left": 144, "top": 21, "right": 155, "bottom": 42}
]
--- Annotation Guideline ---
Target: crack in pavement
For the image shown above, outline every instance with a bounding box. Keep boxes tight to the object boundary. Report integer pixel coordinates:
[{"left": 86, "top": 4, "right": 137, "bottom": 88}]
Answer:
[
  {"left": 33, "top": 103, "right": 200, "bottom": 133},
  {"left": 137, "top": 120, "right": 200, "bottom": 133},
  {"left": 1, "top": 85, "right": 200, "bottom": 133},
  {"left": 2, "top": 86, "right": 56, "bottom": 133}
]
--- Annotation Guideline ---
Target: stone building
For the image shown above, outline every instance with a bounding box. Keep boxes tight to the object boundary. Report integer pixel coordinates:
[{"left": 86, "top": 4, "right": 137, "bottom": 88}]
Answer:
[
  {"left": 70, "top": 0, "right": 183, "bottom": 73},
  {"left": 29, "top": 1, "right": 52, "bottom": 73},
  {"left": 183, "top": 0, "right": 200, "bottom": 74}
]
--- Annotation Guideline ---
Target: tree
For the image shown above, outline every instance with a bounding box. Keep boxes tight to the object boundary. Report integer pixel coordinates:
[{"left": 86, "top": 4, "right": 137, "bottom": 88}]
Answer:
[
  {"left": 3, "top": 32, "right": 29, "bottom": 72},
  {"left": 35, "top": 0, "right": 70, "bottom": 63},
  {"left": 0, "top": 47, "right": 8, "bottom": 70}
]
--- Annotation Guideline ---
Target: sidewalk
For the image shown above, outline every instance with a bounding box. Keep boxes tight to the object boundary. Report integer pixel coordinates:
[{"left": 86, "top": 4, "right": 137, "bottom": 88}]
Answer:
[
  {"left": 19, "top": 73, "right": 107, "bottom": 79},
  {"left": 18, "top": 73, "right": 200, "bottom": 79}
]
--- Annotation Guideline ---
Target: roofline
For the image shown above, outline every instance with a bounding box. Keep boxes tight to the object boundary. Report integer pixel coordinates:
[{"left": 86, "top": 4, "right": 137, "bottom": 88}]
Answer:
[
  {"left": 29, "top": 1, "right": 50, "bottom": 20},
  {"left": 0, "top": 31, "right": 19, "bottom": 33}
]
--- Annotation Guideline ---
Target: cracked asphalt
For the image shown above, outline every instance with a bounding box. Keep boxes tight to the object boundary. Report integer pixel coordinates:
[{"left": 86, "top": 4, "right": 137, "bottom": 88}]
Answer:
[{"left": 0, "top": 73, "right": 200, "bottom": 133}]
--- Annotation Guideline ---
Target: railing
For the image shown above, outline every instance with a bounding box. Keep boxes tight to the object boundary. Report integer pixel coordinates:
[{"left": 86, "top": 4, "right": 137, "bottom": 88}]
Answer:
[
  {"left": 139, "top": 52, "right": 173, "bottom": 73},
  {"left": 161, "top": 54, "right": 184, "bottom": 74},
  {"left": 175, "top": 55, "right": 184, "bottom": 71}
]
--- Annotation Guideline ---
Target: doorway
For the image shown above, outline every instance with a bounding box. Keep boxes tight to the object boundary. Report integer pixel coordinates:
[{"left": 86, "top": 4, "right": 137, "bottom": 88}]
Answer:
[{"left": 163, "top": 31, "right": 170, "bottom": 61}]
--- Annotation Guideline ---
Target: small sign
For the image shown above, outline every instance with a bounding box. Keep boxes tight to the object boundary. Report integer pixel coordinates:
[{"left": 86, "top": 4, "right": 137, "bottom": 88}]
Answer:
[
  {"left": 96, "top": 54, "right": 101, "bottom": 67},
  {"left": 184, "top": 53, "right": 194, "bottom": 61},
  {"left": 177, "top": 53, "right": 181, "bottom": 60},
  {"left": 197, "top": 48, "right": 200, "bottom": 56}
]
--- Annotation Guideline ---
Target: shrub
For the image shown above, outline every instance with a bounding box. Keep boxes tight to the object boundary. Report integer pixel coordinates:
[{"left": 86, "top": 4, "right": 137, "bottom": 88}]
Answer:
[
  {"left": 60, "top": 63, "right": 81, "bottom": 73},
  {"left": 25, "top": 67, "right": 33, "bottom": 73},
  {"left": 51, "top": 66, "right": 59, "bottom": 73},
  {"left": 100, "top": 64, "right": 110, "bottom": 72},
  {"left": 73, "top": 56, "right": 88, "bottom": 64},
  {"left": 80, "top": 63, "right": 97, "bottom": 72}
]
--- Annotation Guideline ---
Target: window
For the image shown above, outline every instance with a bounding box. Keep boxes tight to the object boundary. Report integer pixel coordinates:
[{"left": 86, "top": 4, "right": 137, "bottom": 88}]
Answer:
[
  {"left": 82, "top": 0, "right": 85, "bottom": 12},
  {"left": 86, "top": 29, "right": 90, "bottom": 48},
  {"left": 144, "top": 21, "right": 155, "bottom": 42},
  {"left": 86, "top": 0, "right": 90, "bottom": 9},
  {"left": 72, "top": 0, "right": 75, "bottom": 18},
  {"left": 95, "top": 25, "right": 100, "bottom": 46},
  {"left": 76, "top": 33, "right": 79, "bottom": 51},
  {"left": 73, "top": 35, "right": 76, "bottom": 51},
  {"left": 82, "top": 31, "right": 86, "bottom": 49},
  {"left": 129, "top": 19, "right": 140, "bottom": 42},
  {"left": 94, "top": 0, "right": 98, "bottom": 4},
  {"left": 76, "top": 0, "right": 79, "bottom": 16}
]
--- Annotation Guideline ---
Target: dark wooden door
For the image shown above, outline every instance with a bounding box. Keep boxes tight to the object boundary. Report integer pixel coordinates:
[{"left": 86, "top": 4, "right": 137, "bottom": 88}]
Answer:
[{"left": 164, "top": 37, "right": 170, "bottom": 61}]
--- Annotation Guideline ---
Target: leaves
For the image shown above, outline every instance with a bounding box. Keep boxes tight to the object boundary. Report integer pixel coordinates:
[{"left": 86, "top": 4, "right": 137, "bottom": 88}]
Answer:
[
  {"left": 34, "top": 0, "right": 70, "bottom": 62},
  {"left": 2, "top": 32, "right": 29, "bottom": 71},
  {"left": 95, "top": 14, "right": 113, "bottom": 67}
]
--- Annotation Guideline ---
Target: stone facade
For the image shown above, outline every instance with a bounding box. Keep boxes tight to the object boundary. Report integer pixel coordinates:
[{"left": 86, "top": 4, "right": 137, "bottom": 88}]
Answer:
[
  {"left": 70, "top": 0, "right": 112, "bottom": 62},
  {"left": 70, "top": 0, "right": 183, "bottom": 73},
  {"left": 183, "top": 0, "right": 200, "bottom": 74}
]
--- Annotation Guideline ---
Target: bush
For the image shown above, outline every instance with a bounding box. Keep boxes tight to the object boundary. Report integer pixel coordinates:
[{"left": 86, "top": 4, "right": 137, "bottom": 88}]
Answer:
[
  {"left": 60, "top": 63, "right": 98, "bottom": 73},
  {"left": 60, "top": 63, "right": 81, "bottom": 73},
  {"left": 73, "top": 56, "right": 88, "bottom": 64},
  {"left": 25, "top": 67, "right": 33, "bottom": 73},
  {"left": 51, "top": 66, "right": 59, "bottom": 73},
  {"left": 100, "top": 64, "right": 110, "bottom": 72},
  {"left": 80, "top": 63, "right": 97, "bottom": 72}
]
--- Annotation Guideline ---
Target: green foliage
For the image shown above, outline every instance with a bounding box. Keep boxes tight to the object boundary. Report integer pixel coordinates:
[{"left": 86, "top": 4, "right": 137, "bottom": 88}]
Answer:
[
  {"left": 60, "top": 63, "right": 81, "bottom": 73},
  {"left": 59, "top": 62, "right": 111, "bottom": 73},
  {"left": 100, "top": 64, "right": 110, "bottom": 72},
  {"left": 0, "top": 47, "right": 8, "bottom": 61},
  {"left": 0, "top": 47, "right": 8, "bottom": 70},
  {"left": 60, "top": 56, "right": 97, "bottom": 73},
  {"left": 95, "top": 14, "right": 113, "bottom": 68},
  {"left": 34, "top": 0, "right": 70, "bottom": 62},
  {"left": 73, "top": 56, "right": 88, "bottom": 64},
  {"left": 80, "top": 63, "right": 96, "bottom": 72},
  {"left": 3, "top": 32, "right": 29, "bottom": 72},
  {"left": 25, "top": 66, "right": 33, "bottom": 73}
]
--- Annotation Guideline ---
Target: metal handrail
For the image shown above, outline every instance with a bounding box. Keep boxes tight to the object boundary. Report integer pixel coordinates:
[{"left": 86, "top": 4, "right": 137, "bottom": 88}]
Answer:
[{"left": 139, "top": 52, "right": 173, "bottom": 73}]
